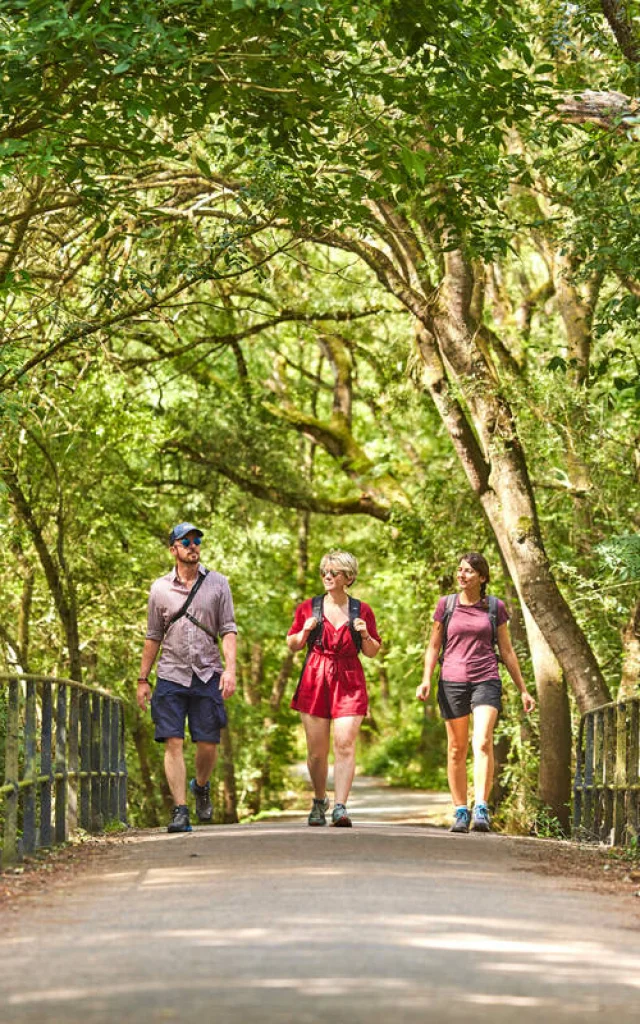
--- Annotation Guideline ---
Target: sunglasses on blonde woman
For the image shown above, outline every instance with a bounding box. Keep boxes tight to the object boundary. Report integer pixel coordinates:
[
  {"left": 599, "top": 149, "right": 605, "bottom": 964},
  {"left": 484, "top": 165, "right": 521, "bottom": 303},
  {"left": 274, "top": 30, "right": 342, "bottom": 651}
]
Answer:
[{"left": 320, "top": 569, "right": 344, "bottom": 578}]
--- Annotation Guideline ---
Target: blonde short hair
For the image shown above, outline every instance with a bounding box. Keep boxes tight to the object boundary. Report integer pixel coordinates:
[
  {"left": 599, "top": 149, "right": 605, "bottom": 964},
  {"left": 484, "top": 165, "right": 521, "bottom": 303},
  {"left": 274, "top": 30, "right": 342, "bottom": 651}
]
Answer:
[{"left": 319, "top": 550, "right": 358, "bottom": 584}]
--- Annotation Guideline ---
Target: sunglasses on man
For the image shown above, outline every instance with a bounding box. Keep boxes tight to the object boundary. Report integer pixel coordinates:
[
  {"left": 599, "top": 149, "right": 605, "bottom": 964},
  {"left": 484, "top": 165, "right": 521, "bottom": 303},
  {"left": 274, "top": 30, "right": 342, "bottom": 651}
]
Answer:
[{"left": 178, "top": 537, "right": 202, "bottom": 548}]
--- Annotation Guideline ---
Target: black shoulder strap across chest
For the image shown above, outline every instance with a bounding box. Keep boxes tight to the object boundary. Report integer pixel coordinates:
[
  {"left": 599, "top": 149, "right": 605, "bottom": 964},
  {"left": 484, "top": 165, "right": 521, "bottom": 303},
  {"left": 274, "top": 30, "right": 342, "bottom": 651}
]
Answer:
[
  {"left": 486, "top": 595, "right": 499, "bottom": 647},
  {"left": 348, "top": 595, "right": 363, "bottom": 652},
  {"left": 439, "top": 593, "right": 499, "bottom": 663},
  {"left": 165, "top": 570, "right": 209, "bottom": 633},
  {"left": 307, "top": 594, "right": 363, "bottom": 653},
  {"left": 438, "top": 593, "right": 458, "bottom": 664}
]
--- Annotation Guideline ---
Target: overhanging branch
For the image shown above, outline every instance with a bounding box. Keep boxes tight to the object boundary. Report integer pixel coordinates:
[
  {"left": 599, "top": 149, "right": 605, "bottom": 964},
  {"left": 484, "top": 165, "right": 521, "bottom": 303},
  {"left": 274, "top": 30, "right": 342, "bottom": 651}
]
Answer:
[
  {"left": 162, "top": 445, "right": 391, "bottom": 521},
  {"left": 557, "top": 90, "right": 638, "bottom": 131}
]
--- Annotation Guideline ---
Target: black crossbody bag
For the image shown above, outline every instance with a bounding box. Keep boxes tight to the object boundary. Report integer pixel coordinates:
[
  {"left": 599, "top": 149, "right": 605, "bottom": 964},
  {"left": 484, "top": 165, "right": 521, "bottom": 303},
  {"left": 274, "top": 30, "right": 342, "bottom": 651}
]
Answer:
[{"left": 164, "top": 570, "right": 209, "bottom": 635}]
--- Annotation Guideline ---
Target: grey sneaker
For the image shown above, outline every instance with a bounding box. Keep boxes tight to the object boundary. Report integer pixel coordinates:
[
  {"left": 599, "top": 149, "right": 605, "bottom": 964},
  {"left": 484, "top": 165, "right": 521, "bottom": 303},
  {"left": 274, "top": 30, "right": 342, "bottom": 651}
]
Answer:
[
  {"left": 331, "top": 803, "right": 352, "bottom": 828},
  {"left": 189, "top": 778, "right": 212, "bottom": 822},
  {"left": 308, "top": 797, "right": 329, "bottom": 826},
  {"left": 168, "top": 804, "right": 192, "bottom": 833},
  {"left": 471, "top": 805, "right": 491, "bottom": 833},
  {"left": 450, "top": 808, "right": 471, "bottom": 833}
]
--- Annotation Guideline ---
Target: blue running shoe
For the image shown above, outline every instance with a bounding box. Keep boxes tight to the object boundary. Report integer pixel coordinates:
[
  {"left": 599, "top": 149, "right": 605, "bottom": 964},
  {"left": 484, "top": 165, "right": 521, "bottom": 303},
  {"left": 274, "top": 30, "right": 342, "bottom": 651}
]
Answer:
[
  {"left": 450, "top": 807, "right": 471, "bottom": 833},
  {"left": 331, "top": 803, "right": 352, "bottom": 827},
  {"left": 189, "top": 778, "right": 212, "bottom": 822},
  {"left": 167, "top": 804, "right": 192, "bottom": 833},
  {"left": 308, "top": 797, "right": 329, "bottom": 826},
  {"left": 471, "top": 804, "right": 491, "bottom": 833}
]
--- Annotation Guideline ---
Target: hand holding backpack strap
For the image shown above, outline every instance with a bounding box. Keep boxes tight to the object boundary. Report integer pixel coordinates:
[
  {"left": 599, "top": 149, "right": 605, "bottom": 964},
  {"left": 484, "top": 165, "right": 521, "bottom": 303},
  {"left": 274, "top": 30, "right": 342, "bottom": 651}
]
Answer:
[
  {"left": 305, "top": 594, "right": 325, "bottom": 652},
  {"left": 348, "top": 595, "right": 363, "bottom": 652},
  {"left": 305, "top": 593, "right": 364, "bottom": 656}
]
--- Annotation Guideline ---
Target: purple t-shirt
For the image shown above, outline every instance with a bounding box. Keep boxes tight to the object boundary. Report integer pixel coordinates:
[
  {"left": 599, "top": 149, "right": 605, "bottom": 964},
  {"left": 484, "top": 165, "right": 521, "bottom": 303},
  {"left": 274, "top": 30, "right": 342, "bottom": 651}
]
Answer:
[{"left": 434, "top": 596, "right": 509, "bottom": 684}]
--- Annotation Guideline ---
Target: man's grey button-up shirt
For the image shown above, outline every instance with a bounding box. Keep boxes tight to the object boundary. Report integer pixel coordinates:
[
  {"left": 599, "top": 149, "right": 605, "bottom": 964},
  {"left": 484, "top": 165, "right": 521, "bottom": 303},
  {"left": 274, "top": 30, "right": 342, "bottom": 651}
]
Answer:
[{"left": 145, "top": 564, "right": 237, "bottom": 687}]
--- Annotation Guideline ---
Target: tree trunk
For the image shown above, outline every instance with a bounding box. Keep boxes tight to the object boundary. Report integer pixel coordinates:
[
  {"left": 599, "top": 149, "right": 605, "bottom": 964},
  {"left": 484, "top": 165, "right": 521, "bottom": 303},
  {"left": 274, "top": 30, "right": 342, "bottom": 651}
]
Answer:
[
  {"left": 430, "top": 254, "right": 609, "bottom": 711},
  {"left": 413, "top": 309, "right": 608, "bottom": 711},
  {"left": 17, "top": 560, "right": 35, "bottom": 671},
  {"left": 522, "top": 608, "right": 572, "bottom": 832},
  {"left": 5, "top": 470, "right": 83, "bottom": 681},
  {"left": 129, "top": 713, "right": 166, "bottom": 825},
  {"left": 323, "top": 227, "right": 609, "bottom": 711},
  {"left": 491, "top": 734, "right": 511, "bottom": 807},
  {"left": 220, "top": 725, "right": 239, "bottom": 823},
  {"left": 620, "top": 598, "right": 640, "bottom": 699},
  {"left": 252, "top": 651, "right": 297, "bottom": 816},
  {"left": 245, "top": 642, "right": 263, "bottom": 706}
]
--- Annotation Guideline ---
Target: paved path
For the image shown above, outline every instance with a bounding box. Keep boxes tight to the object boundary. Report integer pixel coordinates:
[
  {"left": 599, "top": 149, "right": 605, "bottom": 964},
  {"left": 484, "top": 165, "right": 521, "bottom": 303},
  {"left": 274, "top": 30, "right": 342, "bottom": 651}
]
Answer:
[
  {"left": 279, "top": 772, "right": 451, "bottom": 826},
  {"left": 2, "top": 791, "right": 640, "bottom": 1023}
]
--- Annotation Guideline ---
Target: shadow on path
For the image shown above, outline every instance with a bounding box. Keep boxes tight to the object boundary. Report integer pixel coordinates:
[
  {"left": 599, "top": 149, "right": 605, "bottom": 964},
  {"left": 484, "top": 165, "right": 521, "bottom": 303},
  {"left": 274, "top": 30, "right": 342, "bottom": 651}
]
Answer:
[{"left": 2, "top": 811, "right": 639, "bottom": 1023}]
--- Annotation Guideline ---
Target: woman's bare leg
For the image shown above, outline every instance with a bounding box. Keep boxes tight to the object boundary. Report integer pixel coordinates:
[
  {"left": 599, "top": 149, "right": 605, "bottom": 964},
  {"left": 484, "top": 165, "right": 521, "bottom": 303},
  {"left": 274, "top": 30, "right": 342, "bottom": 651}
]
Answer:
[
  {"left": 445, "top": 716, "right": 470, "bottom": 807},
  {"left": 300, "top": 713, "right": 331, "bottom": 799},
  {"left": 332, "top": 715, "right": 364, "bottom": 805},
  {"left": 472, "top": 705, "right": 499, "bottom": 803}
]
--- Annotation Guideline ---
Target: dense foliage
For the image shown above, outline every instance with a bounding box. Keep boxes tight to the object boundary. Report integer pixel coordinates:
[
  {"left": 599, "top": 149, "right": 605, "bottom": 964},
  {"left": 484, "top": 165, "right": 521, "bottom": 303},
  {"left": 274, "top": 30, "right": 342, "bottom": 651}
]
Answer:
[{"left": 0, "top": 1, "right": 638, "bottom": 829}]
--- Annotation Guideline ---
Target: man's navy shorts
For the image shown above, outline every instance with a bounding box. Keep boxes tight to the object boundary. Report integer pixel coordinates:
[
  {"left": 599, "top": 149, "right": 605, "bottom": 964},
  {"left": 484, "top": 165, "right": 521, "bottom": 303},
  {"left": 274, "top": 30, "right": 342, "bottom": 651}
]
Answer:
[
  {"left": 151, "top": 672, "right": 227, "bottom": 743},
  {"left": 438, "top": 679, "right": 502, "bottom": 720}
]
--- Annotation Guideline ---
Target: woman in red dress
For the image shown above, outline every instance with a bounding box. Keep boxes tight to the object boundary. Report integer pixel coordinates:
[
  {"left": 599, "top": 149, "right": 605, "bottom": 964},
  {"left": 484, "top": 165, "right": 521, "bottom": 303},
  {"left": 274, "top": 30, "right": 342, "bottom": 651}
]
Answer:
[{"left": 287, "top": 551, "right": 381, "bottom": 827}]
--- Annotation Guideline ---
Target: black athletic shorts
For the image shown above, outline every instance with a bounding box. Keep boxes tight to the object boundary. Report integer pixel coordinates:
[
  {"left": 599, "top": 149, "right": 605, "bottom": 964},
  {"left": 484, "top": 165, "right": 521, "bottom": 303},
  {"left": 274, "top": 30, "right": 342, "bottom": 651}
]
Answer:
[
  {"left": 151, "top": 672, "right": 227, "bottom": 743},
  {"left": 438, "top": 679, "right": 502, "bottom": 721}
]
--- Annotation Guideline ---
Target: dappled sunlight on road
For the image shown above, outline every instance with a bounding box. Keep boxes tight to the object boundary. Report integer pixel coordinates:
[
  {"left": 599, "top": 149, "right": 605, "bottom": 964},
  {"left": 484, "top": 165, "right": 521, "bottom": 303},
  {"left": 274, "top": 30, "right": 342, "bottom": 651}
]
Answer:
[
  {"left": 141, "top": 867, "right": 224, "bottom": 885},
  {"left": 4, "top": 974, "right": 616, "bottom": 1019},
  {"left": 2, "top": 822, "right": 640, "bottom": 1022}
]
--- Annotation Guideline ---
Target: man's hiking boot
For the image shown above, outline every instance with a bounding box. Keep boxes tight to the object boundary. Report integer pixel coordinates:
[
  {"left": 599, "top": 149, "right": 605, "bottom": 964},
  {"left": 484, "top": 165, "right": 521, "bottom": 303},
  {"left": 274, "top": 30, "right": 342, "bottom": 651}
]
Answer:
[
  {"left": 308, "top": 796, "right": 330, "bottom": 827},
  {"left": 190, "top": 778, "right": 213, "bottom": 822},
  {"left": 331, "top": 803, "right": 352, "bottom": 828},
  {"left": 450, "top": 807, "right": 471, "bottom": 833},
  {"left": 471, "top": 804, "right": 491, "bottom": 833},
  {"left": 168, "top": 804, "right": 192, "bottom": 833}
]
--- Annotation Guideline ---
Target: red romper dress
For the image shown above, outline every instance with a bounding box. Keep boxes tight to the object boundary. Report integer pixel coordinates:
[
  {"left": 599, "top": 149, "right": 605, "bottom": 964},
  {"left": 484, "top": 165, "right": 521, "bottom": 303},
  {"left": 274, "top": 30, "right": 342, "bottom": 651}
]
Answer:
[{"left": 288, "top": 598, "right": 381, "bottom": 719}]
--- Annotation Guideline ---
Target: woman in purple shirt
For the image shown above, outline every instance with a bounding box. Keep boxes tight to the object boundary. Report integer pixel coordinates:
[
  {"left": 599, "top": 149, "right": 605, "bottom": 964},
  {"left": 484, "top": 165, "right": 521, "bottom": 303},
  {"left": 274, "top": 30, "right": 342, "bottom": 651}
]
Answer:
[{"left": 416, "top": 552, "right": 535, "bottom": 834}]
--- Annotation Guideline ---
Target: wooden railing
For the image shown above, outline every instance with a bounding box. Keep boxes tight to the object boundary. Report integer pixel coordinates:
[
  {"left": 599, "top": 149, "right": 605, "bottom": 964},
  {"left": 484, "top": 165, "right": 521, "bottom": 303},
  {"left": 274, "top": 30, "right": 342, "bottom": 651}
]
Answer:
[
  {"left": 573, "top": 697, "right": 640, "bottom": 845},
  {"left": 0, "top": 675, "right": 127, "bottom": 866}
]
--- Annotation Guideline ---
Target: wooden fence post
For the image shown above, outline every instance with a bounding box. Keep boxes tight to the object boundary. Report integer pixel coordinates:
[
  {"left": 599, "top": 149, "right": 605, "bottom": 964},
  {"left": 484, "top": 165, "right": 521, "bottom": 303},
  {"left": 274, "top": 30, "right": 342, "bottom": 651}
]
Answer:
[
  {"left": 40, "top": 682, "right": 53, "bottom": 848},
  {"left": 2, "top": 679, "right": 20, "bottom": 866},
  {"left": 55, "top": 683, "right": 68, "bottom": 845},
  {"left": 23, "top": 680, "right": 37, "bottom": 855}
]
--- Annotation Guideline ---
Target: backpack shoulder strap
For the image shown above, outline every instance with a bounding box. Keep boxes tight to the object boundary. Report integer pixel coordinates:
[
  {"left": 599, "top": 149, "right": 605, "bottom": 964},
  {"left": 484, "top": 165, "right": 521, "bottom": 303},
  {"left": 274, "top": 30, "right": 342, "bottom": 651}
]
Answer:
[
  {"left": 311, "top": 594, "right": 324, "bottom": 624},
  {"left": 306, "top": 595, "right": 325, "bottom": 650},
  {"left": 165, "top": 569, "right": 209, "bottom": 633},
  {"left": 487, "top": 595, "right": 499, "bottom": 648},
  {"left": 348, "top": 596, "right": 362, "bottom": 652},
  {"left": 438, "top": 593, "right": 458, "bottom": 664}
]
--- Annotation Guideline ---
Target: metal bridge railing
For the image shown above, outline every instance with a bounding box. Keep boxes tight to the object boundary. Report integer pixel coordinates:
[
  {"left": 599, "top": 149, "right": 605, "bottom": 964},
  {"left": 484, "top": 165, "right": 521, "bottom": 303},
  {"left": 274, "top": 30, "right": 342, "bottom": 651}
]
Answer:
[
  {"left": 573, "top": 696, "right": 640, "bottom": 845},
  {"left": 0, "top": 675, "right": 127, "bottom": 866}
]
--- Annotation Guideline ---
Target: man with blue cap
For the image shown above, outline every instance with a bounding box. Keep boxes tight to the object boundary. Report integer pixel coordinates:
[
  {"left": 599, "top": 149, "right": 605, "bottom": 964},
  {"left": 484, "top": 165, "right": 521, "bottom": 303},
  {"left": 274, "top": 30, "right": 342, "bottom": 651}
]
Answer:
[{"left": 136, "top": 522, "right": 237, "bottom": 832}]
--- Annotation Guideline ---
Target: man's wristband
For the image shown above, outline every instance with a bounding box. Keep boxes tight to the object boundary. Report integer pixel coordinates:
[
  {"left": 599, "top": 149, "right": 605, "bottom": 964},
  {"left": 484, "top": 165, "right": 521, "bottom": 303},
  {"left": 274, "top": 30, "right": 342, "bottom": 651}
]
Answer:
[{"left": 137, "top": 677, "right": 150, "bottom": 684}]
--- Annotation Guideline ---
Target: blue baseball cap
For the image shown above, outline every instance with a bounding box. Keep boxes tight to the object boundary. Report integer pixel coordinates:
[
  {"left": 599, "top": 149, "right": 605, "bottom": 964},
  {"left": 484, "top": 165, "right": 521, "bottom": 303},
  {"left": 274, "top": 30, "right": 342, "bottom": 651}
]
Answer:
[{"left": 169, "top": 522, "right": 204, "bottom": 545}]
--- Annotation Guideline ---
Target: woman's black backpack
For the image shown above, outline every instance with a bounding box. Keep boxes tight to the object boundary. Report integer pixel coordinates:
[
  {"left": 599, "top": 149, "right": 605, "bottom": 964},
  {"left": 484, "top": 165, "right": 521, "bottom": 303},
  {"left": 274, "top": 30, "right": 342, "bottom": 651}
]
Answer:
[
  {"left": 306, "top": 594, "right": 363, "bottom": 653},
  {"left": 439, "top": 593, "right": 500, "bottom": 664}
]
